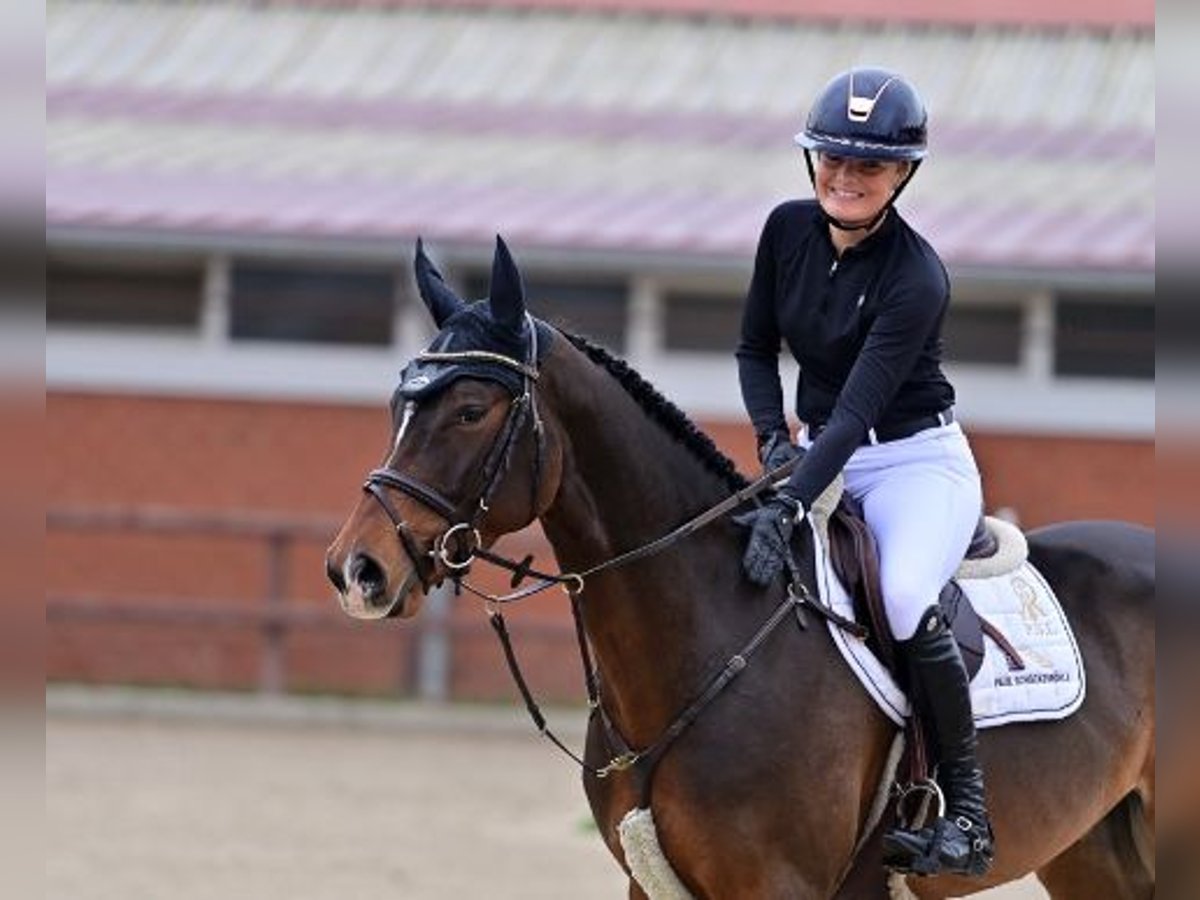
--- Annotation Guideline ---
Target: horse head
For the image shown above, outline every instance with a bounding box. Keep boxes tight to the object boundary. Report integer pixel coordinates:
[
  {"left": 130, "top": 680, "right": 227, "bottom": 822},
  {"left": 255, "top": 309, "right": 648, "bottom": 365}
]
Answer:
[{"left": 325, "top": 237, "right": 563, "bottom": 619}]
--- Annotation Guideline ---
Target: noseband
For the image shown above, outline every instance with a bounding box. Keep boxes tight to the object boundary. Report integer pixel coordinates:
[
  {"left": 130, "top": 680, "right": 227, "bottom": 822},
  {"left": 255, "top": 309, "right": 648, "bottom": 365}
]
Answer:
[{"left": 362, "top": 319, "right": 545, "bottom": 585}]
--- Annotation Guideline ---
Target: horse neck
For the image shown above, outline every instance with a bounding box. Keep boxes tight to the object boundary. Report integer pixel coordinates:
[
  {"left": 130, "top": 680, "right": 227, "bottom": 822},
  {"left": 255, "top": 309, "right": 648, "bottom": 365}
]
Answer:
[{"left": 537, "top": 344, "right": 751, "bottom": 743}]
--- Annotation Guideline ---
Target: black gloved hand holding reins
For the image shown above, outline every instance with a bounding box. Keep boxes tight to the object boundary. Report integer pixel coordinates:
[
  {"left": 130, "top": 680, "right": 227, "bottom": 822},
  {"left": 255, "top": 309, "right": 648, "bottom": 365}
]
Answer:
[{"left": 733, "top": 491, "right": 805, "bottom": 587}]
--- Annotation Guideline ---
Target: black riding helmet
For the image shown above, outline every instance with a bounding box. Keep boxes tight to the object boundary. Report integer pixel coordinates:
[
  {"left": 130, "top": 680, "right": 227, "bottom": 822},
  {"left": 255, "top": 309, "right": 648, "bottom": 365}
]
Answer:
[{"left": 794, "top": 67, "right": 927, "bottom": 231}]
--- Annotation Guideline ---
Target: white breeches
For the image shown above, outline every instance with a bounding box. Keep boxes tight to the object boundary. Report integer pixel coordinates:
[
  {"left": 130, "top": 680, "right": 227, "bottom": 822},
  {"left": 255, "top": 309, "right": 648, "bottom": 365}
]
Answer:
[{"left": 839, "top": 422, "right": 983, "bottom": 640}]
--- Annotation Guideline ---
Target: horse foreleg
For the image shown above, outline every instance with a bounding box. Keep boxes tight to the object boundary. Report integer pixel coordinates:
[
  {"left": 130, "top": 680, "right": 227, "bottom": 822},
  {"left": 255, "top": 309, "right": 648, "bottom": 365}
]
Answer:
[
  {"left": 627, "top": 879, "right": 649, "bottom": 900},
  {"left": 1037, "top": 792, "right": 1153, "bottom": 900}
]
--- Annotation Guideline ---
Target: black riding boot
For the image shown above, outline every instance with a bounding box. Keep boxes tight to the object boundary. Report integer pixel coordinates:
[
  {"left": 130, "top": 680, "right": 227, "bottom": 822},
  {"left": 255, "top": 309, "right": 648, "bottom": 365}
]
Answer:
[{"left": 882, "top": 606, "right": 994, "bottom": 877}]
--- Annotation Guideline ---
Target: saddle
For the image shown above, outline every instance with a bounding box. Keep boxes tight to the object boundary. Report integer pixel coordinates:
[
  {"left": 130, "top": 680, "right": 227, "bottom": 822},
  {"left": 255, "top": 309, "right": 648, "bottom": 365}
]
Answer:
[{"left": 823, "top": 494, "right": 1022, "bottom": 687}]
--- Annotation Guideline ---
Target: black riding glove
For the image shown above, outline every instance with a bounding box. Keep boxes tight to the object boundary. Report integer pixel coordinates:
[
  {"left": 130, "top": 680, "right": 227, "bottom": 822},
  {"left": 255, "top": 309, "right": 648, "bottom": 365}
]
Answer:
[
  {"left": 733, "top": 493, "right": 805, "bottom": 587},
  {"left": 757, "top": 430, "right": 803, "bottom": 475}
]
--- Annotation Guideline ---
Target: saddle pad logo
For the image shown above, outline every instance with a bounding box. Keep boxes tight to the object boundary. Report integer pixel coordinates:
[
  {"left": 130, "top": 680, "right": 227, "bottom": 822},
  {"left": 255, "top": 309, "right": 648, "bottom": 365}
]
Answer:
[
  {"left": 1014, "top": 575, "right": 1055, "bottom": 637},
  {"left": 985, "top": 572, "right": 1075, "bottom": 695}
]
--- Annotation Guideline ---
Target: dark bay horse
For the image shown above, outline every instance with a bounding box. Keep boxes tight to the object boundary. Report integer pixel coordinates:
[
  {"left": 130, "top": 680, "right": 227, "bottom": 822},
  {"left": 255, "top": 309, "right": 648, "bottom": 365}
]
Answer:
[{"left": 325, "top": 239, "right": 1155, "bottom": 899}]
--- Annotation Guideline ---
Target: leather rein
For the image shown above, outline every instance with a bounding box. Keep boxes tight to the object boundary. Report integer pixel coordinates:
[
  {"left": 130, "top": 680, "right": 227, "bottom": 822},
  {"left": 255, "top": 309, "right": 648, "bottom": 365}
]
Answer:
[{"left": 361, "top": 328, "right": 850, "bottom": 787}]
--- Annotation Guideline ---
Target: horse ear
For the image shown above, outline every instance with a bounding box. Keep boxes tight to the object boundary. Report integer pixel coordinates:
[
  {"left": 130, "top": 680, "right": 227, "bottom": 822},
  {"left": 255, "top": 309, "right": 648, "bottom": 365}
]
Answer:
[
  {"left": 488, "top": 235, "right": 527, "bottom": 332},
  {"left": 414, "top": 237, "right": 464, "bottom": 327}
]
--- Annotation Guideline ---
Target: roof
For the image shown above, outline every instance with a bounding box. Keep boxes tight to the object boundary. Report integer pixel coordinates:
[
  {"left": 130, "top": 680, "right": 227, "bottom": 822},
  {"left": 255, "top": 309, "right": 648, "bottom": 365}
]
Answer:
[
  {"left": 47, "top": 1, "right": 1155, "bottom": 274},
  {"left": 285, "top": 0, "right": 1156, "bottom": 29}
]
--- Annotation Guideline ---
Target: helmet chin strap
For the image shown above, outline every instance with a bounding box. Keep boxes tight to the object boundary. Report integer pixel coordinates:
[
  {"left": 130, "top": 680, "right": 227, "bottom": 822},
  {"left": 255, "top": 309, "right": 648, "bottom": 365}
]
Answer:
[{"left": 803, "top": 150, "right": 921, "bottom": 233}]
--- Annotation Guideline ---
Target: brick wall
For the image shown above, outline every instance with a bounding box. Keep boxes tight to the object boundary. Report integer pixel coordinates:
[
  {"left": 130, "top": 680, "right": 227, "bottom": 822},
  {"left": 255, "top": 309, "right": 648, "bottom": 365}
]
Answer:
[{"left": 46, "top": 391, "right": 1153, "bottom": 700}]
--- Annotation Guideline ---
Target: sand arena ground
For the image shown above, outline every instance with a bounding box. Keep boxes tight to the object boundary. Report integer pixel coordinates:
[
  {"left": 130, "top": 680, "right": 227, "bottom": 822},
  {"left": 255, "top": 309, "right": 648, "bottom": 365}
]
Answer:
[{"left": 47, "top": 688, "right": 1046, "bottom": 900}]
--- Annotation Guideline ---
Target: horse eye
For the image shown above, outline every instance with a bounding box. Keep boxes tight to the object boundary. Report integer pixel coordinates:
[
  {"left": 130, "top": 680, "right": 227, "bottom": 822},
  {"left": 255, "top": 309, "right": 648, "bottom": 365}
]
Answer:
[{"left": 456, "top": 405, "right": 486, "bottom": 425}]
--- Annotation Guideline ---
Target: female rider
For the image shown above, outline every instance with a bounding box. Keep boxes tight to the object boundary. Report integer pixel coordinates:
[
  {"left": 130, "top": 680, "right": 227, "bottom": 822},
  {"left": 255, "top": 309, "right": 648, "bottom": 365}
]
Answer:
[{"left": 734, "top": 67, "right": 994, "bottom": 879}]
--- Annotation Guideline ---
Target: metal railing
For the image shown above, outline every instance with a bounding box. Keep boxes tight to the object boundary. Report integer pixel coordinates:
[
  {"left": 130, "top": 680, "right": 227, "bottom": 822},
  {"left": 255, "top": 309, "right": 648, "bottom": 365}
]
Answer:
[
  {"left": 46, "top": 506, "right": 575, "bottom": 698},
  {"left": 47, "top": 505, "right": 346, "bottom": 694}
]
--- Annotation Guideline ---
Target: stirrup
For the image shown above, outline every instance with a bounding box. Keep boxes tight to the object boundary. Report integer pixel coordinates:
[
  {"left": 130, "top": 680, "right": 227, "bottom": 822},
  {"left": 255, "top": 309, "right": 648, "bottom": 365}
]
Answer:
[
  {"left": 886, "top": 816, "right": 993, "bottom": 878},
  {"left": 882, "top": 778, "right": 942, "bottom": 873},
  {"left": 883, "top": 799, "right": 994, "bottom": 876},
  {"left": 893, "top": 778, "right": 945, "bottom": 831}
]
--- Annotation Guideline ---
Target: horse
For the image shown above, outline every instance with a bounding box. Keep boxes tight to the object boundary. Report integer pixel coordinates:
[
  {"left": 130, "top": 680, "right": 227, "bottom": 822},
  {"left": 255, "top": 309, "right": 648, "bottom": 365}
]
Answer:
[{"left": 325, "top": 238, "right": 1155, "bottom": 899}]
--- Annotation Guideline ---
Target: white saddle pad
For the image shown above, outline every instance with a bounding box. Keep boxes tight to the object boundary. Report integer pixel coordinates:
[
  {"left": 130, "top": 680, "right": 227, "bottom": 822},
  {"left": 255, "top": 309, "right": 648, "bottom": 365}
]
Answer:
[{"left": 808, "top": 518, "right": 1086, "bottom": 729}]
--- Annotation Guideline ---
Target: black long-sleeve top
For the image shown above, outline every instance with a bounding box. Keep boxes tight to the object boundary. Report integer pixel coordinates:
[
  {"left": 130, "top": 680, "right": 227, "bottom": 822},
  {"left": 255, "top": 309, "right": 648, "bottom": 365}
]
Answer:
[{"left": 736, "top": 199, "right": 955, "bottom": 510}]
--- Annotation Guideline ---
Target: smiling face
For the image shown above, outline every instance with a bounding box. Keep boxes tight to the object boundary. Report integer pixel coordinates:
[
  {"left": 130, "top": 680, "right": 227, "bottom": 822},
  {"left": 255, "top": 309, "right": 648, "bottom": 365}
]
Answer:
[{"left": 814, "top": 152, "right": 909, "bottom": 230}]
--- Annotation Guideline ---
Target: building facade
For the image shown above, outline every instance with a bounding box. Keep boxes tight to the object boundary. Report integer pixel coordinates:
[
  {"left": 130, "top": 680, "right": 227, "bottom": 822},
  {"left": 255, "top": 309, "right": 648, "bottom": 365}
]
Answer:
[{"left": 47, "top": 0, "right": 1154, "bottom": 698}]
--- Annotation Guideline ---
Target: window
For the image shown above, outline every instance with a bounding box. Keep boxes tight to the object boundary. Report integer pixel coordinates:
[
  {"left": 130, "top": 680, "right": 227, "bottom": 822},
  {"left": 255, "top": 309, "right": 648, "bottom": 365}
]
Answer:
[
  {"left": 1054, "top": 295, "right": 1154, "bottom": 380},
  {"left": 662, "top": 292, "right": 742, "bottom": 353},
  {"left": 47, "top": 259, "right": 203, "bottom": 329},
  {"left": 463, "top": 272, "right": 627, "bottom": 352},
  {"left": 230, "top": 263, "right": 396, "bottom": 346},
  {"left": 943, "top": 304, "right": 1023, "bottom": 366},
  {"left": 1159, "top": 278, "right": 1200, "bottom": 367}
]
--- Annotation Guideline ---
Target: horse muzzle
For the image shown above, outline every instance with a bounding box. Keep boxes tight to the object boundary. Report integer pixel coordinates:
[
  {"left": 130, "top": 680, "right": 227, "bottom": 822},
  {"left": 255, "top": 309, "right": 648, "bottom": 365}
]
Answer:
[{"left": 328, "top": 550, "right": 425, "bottom": 620}]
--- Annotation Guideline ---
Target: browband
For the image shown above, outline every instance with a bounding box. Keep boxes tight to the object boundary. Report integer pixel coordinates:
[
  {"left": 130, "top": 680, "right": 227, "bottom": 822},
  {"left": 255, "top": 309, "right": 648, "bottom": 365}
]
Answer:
[{"left": 415, "top": 350, "right": 540, "bottom": 381}]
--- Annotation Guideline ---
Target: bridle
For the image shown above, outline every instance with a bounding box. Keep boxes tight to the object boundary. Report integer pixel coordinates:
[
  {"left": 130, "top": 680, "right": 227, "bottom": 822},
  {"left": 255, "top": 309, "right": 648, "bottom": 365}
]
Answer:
[
  {"left": 362, "top": 326, "right": 546, "bottom": 592},
  {"left": 362, "top": 318, "right": 744, "bottom": 606},
  {"left": 356, "top": 321, "right": 863, "bottom": 793}
]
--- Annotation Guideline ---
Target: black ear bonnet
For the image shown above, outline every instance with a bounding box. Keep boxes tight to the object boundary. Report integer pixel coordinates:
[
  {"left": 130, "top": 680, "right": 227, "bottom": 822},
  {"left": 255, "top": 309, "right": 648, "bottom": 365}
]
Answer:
[
  {"left": 399, "top": 236, "right": 553, "bottom": 401},
  {"left": 397, "top": 306, "right": 553, "bottom": 400}
]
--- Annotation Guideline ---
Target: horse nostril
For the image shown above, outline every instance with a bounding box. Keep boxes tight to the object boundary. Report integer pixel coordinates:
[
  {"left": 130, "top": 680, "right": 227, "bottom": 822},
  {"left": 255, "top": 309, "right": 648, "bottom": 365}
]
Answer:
[
  {"left": 349, "top": 553, "right": 387, "bottom": 601},
  {"left": 326, "top": 558, "right": 347, "bottom": 594}
]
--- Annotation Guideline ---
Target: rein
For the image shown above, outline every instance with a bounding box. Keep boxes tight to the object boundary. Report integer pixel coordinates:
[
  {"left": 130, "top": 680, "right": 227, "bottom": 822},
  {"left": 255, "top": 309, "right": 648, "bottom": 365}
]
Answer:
[
  {"left": 362, "top": 334, "right": 860, "bottom": 787},
  {"left": 468, "top": 451, "right": 805, "bottom": 604}
]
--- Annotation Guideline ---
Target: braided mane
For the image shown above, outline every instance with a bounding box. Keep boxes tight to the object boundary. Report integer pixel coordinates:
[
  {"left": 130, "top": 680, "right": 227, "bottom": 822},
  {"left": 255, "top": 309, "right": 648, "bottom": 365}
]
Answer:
[{"left": 562, "top": 331, "right": 749, "bottom": 493}]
